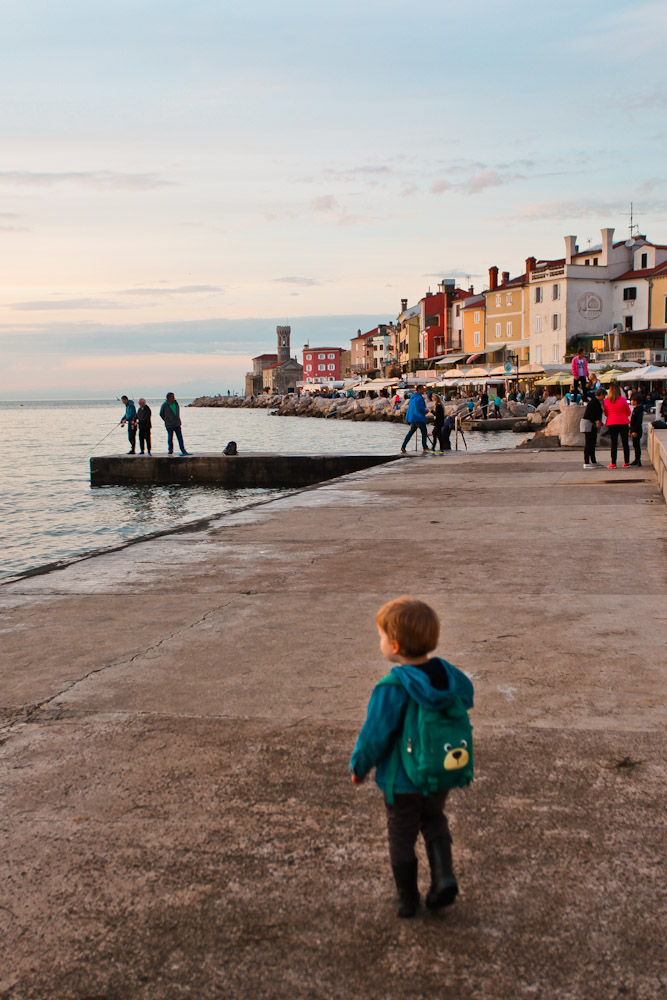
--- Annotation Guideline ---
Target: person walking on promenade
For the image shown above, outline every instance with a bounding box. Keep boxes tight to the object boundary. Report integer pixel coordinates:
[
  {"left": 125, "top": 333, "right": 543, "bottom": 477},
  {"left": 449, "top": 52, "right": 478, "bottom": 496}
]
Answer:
[
  {"left": 430, "top": 395, "right": 446, "bottom": 452},
  {"left": 480, "top": 389, "right": 489, "bottom": 420},
  {"left": 136, "top": 398, "right": 152, "bottom": 456},
  {"left": 400, "top": 385, "right": 428, "bottom": 452},
  {"left": 571, "top": 348, "right": 589, "bottom": 402},
  {"left": 120, "top": 395, "right": 137, "bottom": 454},
  {"left": 630, "top": 392, "right": 644, "bottom": 466},
  {"left": 604, "top": 382, "right": 631, "bottom": 469},
  {"left": 159, "top": 392, "right": 190, "bottom": 456},
  {"left": 581, "top": 387, "right": 606, "bottom": 469},
  {"left": 350, "top": 596, "right": 474, "bottom": 918}
]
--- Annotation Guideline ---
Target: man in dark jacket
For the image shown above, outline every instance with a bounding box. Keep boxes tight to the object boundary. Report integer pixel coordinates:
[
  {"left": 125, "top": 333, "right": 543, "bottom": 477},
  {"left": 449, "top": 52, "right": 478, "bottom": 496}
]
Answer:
[
  {"left": 630, "top": 393, "right": 644, "bottom": 466},
  {"left": 400, "top": 385, "right": 428, "bottom": 452},
  {"left": 582, "top": 387, "right": 606, "bottom": 469},
  {"left": 159, "top": 392, "right": 190, "bottom": 456},
  {"left": 120, "top": 395, "right": 137, "bottom": 454},
  {"left": 136, "top": 398, "right": 152, "bottom": 456}
]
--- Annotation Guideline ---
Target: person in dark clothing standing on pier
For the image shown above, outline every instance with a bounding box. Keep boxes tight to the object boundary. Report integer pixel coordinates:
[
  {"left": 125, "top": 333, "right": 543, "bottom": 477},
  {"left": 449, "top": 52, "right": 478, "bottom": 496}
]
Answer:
[
  {"left": 136, "top": 398, "right": 152, "bottom": 456},
  {"left": 480, "top": 389, "right": 489, "bottom": 420},
  {"left": 630, "top": 393, "right": 644, "bottom": 466},
  {"left": 120, "top": 395, "right": 137, "bottom": 454},
  {"left": 581, "top": 387, "right": 606, "bottom": 469},
  {"left": 159, "top": 392, "right": 190, "bottom": 456}
]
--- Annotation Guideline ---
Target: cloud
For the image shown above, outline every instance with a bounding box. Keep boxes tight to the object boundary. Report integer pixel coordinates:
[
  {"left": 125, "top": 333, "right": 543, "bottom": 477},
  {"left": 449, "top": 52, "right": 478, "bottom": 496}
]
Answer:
[
  {"left": 119, "top": 285, "right": 223, "bottom": 296},
  {"left": 311, "top": 195, "right": 341, "bottom": 213},
  {"left": 309, "top": 193, "right": 375, "bottom": 226},
  {"left": 496, "top": 198, "right": 628, "bottom": 222},
  {"left": 11, "top": 298, "right": 129, "bottom": 311},
  {"left": 465, "top": 169, "right": 525, "bottom": 194},
  {"left": 270, "top": 276, "right": 324, "bottom": 287},
  {"left": 424, "top": 269, "right": 480, "bottom": 279},
  {"left": 0, "top": 171, "right": 173, "bottom": 191},
  {"left": 638, "top": 177, "right": 665, "bottom": 195},
  {"left": 323, "top": 165, "right": 391, "bottom": 178},
  {"left": 570, "top": 2, "right": 667, "bottom": 58},
  {"left": 399, "top": 184, "right": 418, "bottom": 197},
  {"left": 431, "top": 179, "right": 452, "bottom": 194},
  {"left": 620, "top": 89, "right": 667, "bottom": 113}
]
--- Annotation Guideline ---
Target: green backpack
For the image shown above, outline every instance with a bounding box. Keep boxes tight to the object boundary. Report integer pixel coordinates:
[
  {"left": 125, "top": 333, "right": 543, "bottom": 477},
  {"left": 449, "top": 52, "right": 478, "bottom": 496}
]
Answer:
[{"left": 378, "top": 675, "right": 474, "bottom": 805}]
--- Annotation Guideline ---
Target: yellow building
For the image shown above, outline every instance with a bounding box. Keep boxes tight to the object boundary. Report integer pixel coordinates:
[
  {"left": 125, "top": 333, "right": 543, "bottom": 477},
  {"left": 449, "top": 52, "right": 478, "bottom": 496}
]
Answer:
[
  {"left": 482, "top": 266, "right": 530, "bottom": 364},
  {"left": 649, "top": 266, "right": 667, "bottom": 332},
  {"left": 396, "top": 299, "right": 421, "bottom": 370},
  {"left": 461, "top": 294, "right": 485, "bottom": 356}
]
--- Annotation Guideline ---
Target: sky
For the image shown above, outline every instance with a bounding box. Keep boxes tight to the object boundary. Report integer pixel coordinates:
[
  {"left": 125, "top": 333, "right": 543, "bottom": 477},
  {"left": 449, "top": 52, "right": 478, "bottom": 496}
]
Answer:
[{"left": 2, "top": 0, "right": 666, "bottom": 397}]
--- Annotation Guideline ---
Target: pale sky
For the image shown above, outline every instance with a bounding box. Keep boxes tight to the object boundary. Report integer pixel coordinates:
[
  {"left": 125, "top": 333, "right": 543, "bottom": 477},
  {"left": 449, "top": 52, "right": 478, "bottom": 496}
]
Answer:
[{"left": 2, "top": 0, "right": 666, "bottom": 396}]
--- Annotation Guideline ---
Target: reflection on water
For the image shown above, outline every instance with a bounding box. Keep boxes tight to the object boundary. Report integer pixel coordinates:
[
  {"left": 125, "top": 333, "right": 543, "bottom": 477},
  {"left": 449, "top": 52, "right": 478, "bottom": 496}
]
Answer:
[{"left": 1, "top": 399, "right": 525, "bottom": 579}]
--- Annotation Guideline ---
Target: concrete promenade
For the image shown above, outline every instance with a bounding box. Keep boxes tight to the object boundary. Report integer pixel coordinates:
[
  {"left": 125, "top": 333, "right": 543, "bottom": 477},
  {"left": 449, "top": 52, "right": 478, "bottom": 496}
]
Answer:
[{"left": 1, "top": 450, "right": 666, "bottom": 999}]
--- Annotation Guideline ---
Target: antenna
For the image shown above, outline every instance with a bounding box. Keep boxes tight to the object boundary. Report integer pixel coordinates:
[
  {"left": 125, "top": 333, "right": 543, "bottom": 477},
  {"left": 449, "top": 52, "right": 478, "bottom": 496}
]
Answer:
[{"left": 629, "top": 201, "right": 642, "bottom": 238}]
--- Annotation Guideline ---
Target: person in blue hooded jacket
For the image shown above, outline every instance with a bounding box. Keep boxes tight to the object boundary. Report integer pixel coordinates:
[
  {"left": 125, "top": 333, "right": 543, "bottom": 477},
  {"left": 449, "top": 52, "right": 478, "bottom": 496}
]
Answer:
[
  {"left": 350, "top": 595, "right": 474, "bottom": 918},
  {"left": 400, "top": 385, "right": 428, "bottom": 452}
]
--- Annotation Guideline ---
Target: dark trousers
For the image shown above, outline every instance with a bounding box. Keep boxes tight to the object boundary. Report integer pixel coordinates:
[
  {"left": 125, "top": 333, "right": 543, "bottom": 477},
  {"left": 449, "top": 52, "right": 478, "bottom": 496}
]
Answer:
[
  {"left": 632, "top": 433, "right": 641, "bottom": 463},
  {"left": 609, "top": 425, "right": 630, "bottom": 464},
  {"left": 584, "top": 428, "right": 597, "bottom": 464},
  {"left": 384, "top": 790, "right": 450, "bottom": 865},
  {"left": 138, "top": 426, "right": 151, "bottom": 453},
  {"left": 167, "top": 426, "right": 185, "bottom": 454},
  {"left": 494, "top": 404, "right": 501, "bottom": 418},
  {"left": 402, "top": 422, "right": 428, "bottom": 450},
  {"left": 126, "top": 422, "right": 137, "bottom": 452},
  {"left": 432, "top": 427, "right": 452, "bottom": 451},
  {"left": 574, "top": 375, "right": 588, "bottom": 401},
  {"left": 481, "top": 404, "right": 488, "bottom": 419}
]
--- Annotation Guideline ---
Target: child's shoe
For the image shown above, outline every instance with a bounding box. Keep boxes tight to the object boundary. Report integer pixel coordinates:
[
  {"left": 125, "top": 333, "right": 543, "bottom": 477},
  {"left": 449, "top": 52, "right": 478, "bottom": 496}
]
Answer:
[
  {"left": 425, "top": 837, "right": 459, "bottom": 910},
  {"left": 391, "top": 861, "right": 420, "bottom": 918}
]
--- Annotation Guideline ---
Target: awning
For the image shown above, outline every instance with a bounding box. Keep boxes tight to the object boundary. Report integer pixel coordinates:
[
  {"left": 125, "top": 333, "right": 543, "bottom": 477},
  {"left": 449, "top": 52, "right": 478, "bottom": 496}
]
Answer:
[{"left": 435, "top": 353, "right": 467, "bottom": 366}]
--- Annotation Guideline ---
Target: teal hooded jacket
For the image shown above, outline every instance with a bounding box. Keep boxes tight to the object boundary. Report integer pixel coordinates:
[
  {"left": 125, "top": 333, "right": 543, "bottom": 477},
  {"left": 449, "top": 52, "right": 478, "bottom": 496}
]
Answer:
[{"left": 350, "top": 660, "right": 474, "bottom": 795}]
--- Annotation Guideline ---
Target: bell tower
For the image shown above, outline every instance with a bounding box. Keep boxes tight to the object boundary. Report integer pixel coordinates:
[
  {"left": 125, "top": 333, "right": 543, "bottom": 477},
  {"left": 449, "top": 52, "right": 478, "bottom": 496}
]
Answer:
[{"left": 277, "top": 325, "right": 291, "bottom": 363}]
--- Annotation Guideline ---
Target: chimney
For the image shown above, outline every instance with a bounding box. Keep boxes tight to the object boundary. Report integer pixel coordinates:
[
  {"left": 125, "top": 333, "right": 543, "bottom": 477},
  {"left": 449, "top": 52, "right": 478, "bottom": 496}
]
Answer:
[
  {"left": 600, "top": 227, "right": 614, "bottom": 266},
  {"left": 525, "top": 256, "right": 536, "bottom": 280},
  {"left": 502, "top": 271, "right": 510, "bottom": 285},
  {"left": 468, "top": 285, "right": 474, "bottom": 294},
  {"left": 563, "top": 235, "right": 577, "bottom": 264},
  {"left": 489, "top": 266, "right": 498, "bottom": 290},
  {"left": 400, "top": 299, "right": 407, "bottom": 312}
]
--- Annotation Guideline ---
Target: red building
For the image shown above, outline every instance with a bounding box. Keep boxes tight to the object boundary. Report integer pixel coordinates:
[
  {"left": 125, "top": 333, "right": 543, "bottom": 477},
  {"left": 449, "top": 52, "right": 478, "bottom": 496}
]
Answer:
[{"left": 302, "top": 346, "right": 348, "bottom": 381}]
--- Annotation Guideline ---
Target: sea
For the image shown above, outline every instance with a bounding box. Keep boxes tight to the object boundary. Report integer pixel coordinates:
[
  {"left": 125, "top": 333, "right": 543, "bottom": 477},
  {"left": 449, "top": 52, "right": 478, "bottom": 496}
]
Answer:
[{"left": 0, "top": 399, "right": 525, "bottom": 580}]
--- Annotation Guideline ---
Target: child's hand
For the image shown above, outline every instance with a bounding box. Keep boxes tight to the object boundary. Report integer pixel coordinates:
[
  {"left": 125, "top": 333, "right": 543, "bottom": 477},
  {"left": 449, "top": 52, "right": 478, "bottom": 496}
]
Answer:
[{"left": 351, "top": 773, "right": 365, "bottom": 785}]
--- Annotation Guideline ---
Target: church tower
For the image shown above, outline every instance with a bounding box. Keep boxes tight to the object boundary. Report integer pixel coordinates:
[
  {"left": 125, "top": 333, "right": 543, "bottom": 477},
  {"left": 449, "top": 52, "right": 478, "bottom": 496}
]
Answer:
[{"left": 277, "top": 325, "right": 291, "bottom": 363}]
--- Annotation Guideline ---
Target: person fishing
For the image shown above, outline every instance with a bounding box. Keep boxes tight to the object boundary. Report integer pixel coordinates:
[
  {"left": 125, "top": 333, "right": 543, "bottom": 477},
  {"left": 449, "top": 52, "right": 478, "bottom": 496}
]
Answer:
[{"left": 120, "top": 395, "right": 137, "bottom": 454}]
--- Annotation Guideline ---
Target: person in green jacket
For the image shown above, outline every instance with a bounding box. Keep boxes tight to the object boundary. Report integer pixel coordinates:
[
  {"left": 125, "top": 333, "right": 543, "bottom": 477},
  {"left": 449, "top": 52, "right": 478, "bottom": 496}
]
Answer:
[{"left": 350, "top": 596, "right": 474, "bottom": 918}]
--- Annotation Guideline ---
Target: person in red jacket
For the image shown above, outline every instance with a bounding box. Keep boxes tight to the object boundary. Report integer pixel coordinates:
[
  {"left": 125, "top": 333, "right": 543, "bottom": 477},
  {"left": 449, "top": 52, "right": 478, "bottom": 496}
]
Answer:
[{"left": 603, "top": 382, "right": 631, "bottom": 468}]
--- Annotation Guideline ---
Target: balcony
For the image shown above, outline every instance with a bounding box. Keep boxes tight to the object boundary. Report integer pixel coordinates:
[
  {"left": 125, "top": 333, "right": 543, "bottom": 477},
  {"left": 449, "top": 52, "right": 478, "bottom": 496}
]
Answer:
[{"left": 591, "top": 348, "right": 667, "bottom": 364}]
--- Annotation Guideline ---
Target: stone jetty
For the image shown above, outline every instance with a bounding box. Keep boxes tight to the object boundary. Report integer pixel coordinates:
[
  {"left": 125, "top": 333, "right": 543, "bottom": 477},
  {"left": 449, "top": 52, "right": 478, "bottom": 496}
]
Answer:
[{"left": 1, "top": 442, "right": 666, "bottom": 999}]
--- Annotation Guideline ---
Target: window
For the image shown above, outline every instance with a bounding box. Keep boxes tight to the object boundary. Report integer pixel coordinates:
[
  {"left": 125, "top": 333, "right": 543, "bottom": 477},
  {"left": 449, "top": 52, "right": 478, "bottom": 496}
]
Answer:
[
  {"left": 506, "top": 321, "right": 513, "bottom": 338},
  {"left": 664, "top": 297, "right": 667, "bottom": 323},
  {"left": 535, "top": 287, "right": 543, "bottom": 303},
  {"left": 535, "top": 345, "right": 542, "bottom": 363},
  {"left": 474, "top": 331, "right": 480, "bottom": 347},
  {"left": 585, "top": 260, "right": 590, "bottom": 266},
  {"left": 328, "top": 353, "right": 336, "bottom": 359},
  {"left": 306, "top": 354, "right": 312, "bottom": 360},
  {"left": 552, "top": 344, "right": 559, "bottom": 362},
  {"left": 552, "top": 284, "right": 560, "bottom": 300},
  {"left": 456, "top": 304, "right": 460, "bottom": 316},
  {"left": 305, "top": 364, "right": 312, "bottom": 372},
  {"left": 535, "top": 315, "right": 542, "bottom": 333},
  {"left": 318, "top": 353, "right": 325, "bottom": 359},
  {"left": 328, "top": 364, "right": 335, "bottom": 370},
  {"left": 495, "top": 294, "right": 501, "bottom": 306},
  {"left": 495, "top": 322, "right": 501, "bottom": 338},
  {"left": 318, "top": 364, "right": 325, "bottom": 371},
  {"left": 624, "top": 316, "right": 633, "bottom": 330},
  {"left": 552, "top": 314, "right": 560, "bottom": 330},
  {"left": 641, "top": 252, "right": 648, "bottom": 269},
  {"left": 474, "top": 310, "right": 480, "bottom": 322},
  {"left": 506, "top": 292, "right": 512, "bottom": 305},
  {"left": 593, "top": 258, "right": 598, "bottom": 266},
  {"left": 623, "top": 287, "right": 637, "bottom": 300}
]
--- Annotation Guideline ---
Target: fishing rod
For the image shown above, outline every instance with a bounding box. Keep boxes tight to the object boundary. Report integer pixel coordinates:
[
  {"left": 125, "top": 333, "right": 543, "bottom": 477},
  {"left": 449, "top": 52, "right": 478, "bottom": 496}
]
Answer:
[{"left": 86, "top": 421, "right": 122, "bottom": 458}]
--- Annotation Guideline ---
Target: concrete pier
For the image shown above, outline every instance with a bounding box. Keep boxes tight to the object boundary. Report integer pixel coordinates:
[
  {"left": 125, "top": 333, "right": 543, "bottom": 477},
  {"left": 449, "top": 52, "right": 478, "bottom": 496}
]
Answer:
[
  {"left": 90, "top": 452, "right": 400, "bottom": 487},
  {"left": 2, "top": 450, "right": 666, "bottom": 999}
]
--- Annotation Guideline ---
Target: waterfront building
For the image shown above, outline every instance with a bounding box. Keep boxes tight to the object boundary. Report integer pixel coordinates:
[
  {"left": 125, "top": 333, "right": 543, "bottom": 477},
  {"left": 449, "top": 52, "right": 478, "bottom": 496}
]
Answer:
[
  {"left": 302, "top": 345, "right": 350, "bottom": 382},
  {"left": 350, "top": 328, "right": 376, "bottom": 374},
  {"left": 480, "top": 266, "right": 530, "bottom": 366},
  {"left": 461, "top": 294, "right": 486, "bottom": 358},
  {"left": 396, "top": 299, "right": 421, "bottom": 371},
  {"left": 604, "top": 248, "right": 667, "bottom": 364},
  {"left": 245, "top": 326, "right": 303, "bottom": 395},
  {"left": 527, "top": 227, "right": 650, "bottom": 365}
]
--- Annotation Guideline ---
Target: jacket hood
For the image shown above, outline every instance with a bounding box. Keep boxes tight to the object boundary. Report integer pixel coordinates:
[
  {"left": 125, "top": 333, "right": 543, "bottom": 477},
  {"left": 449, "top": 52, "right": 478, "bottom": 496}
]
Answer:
[{"left": 390, "top": 660, "right": 467, "bottom": 710}]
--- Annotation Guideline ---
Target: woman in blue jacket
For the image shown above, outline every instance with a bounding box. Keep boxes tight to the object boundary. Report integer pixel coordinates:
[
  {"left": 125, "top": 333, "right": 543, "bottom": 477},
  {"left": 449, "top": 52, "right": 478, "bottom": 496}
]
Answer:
[{"left": 400, "top": 385, "right": 428, "bottom": 452}]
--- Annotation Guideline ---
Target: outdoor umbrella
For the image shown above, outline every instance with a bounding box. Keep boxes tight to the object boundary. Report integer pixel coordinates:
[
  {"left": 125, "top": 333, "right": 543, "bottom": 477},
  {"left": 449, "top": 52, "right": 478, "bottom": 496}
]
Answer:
[
  {"left": 518, "top": 362, "right": 546, "bottom": 375},
  {"left": 598, "top": 368, "right": 628, "bottom": 383},
  {"left": 535, "top": 372, "right": 573, "bottom": 385},
  {"left": 618, "top": 365, "right": 665, "bottom": 381}
]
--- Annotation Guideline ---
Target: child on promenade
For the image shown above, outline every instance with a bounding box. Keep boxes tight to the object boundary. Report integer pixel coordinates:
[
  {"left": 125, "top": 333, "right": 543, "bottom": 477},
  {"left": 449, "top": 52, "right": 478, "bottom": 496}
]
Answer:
[{"left": 350, "top": 596, "right": 474, "bottom": 918}]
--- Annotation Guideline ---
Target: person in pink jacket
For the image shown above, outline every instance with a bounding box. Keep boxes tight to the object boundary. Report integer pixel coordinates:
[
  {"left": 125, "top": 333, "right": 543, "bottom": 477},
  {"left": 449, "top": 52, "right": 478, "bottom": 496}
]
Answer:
[
  {"left": 604, "top": 382, "right": 631, "bottom": 468},
  {"left": 571, "top": 348, "right": 590, "bottom": 401}
]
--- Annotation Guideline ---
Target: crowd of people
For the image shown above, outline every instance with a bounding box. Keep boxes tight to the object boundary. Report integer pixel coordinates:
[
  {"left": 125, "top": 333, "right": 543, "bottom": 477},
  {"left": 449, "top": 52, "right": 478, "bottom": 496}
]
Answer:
[{"left": 120, "top": 392, "right": 190, "bottom": 456}]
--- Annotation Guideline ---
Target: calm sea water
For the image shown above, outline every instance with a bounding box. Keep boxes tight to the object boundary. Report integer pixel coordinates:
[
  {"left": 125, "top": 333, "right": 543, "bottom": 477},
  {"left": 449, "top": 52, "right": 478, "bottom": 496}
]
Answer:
[{"left": 0, "top": 399, "right": 523, "bottom": 579}]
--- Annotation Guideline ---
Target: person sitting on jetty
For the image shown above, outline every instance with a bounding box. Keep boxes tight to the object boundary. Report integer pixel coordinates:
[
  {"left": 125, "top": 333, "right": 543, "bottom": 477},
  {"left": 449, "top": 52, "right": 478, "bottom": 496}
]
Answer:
[
  {"left": 159, "top": 392, "right": 191, "bottom": 456},
  {"left": 350, "top": 596, "right": 474, "bottom": 918},
  {"left": 120, "top": 395, "right": 137, "bottom": 454},
  {"left": 400, "top": 385, "right": 428, "bottom": 452}
]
